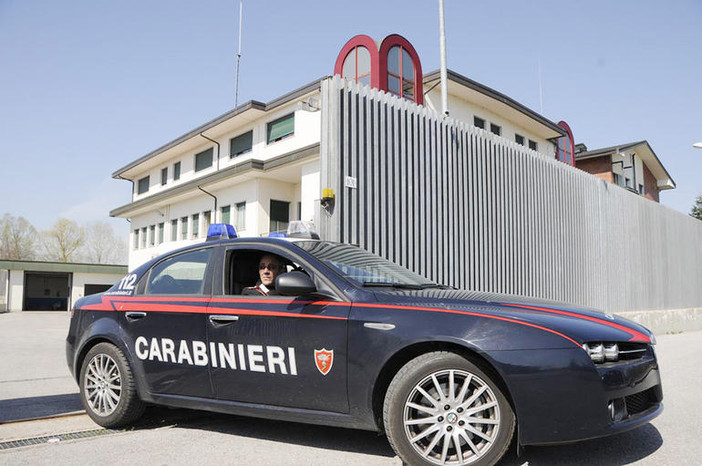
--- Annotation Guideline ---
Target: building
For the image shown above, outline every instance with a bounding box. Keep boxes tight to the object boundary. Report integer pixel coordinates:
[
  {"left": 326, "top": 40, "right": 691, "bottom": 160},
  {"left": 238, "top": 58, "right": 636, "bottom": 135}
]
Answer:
[
  {"left": 111, "top": 34, "right": 572, "bottom": 268},
  {"left": 0, "top": 260, "right": 127, "bottom": 312},
  {"left": 575, "top": 141, "right": 676, "bottom": 202}
]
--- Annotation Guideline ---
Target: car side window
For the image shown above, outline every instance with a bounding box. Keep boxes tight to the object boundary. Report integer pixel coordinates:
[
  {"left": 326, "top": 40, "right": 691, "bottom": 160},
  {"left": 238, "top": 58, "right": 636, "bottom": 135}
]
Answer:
[
  {"left": 226, "top": 249, "right": 311, "bottom": 296},
  {"left": 147, "top": 248, "right": 212, "bottom": 295}
]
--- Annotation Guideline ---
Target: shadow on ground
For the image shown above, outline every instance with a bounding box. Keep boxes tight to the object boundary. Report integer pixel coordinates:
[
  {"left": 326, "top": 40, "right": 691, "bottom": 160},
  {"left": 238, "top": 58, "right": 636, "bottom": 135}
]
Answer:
[{"left": 0, "top": 394, "right": 83, "bottom": 423}]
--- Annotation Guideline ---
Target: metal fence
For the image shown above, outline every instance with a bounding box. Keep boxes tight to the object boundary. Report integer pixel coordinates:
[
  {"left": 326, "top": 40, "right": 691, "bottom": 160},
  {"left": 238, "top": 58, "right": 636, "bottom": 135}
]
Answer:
[{"left": 319, "top": 76, "right": 702, "bottom": 313}]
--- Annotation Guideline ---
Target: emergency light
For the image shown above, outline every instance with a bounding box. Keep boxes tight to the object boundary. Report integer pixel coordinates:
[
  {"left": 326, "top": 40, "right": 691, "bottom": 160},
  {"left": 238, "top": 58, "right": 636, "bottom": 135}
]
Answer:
[
  {"left": 206, "top": 223, "right": 237, "bottom": 241},
  {"left": 267, "top": 221, "right": 320, "bottom": 239}
]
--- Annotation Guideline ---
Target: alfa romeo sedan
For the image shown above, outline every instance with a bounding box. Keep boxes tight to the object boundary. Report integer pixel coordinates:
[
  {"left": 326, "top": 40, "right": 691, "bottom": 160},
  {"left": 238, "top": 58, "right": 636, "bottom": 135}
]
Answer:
[{"left": 66, "top": 224, "right": 662, "bottom": 466}]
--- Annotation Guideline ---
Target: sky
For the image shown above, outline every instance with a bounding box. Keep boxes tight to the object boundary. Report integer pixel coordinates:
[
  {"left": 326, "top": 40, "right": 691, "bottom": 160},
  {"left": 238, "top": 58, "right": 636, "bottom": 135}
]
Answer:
[{"left": 1, "top": 0, "right": 701, "bottom": 238}]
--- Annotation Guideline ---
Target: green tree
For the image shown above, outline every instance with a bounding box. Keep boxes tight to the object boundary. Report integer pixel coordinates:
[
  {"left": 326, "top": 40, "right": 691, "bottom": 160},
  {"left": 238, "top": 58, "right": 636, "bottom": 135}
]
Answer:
[
  {"left": 691, "top": 194, "right": 702, "bottom": 221},
  {"left": 43, "top": 218, "right": 85, "bottom": 262},
  {"left": 0, "top": 214, "right": 37, "bottom": 260}
]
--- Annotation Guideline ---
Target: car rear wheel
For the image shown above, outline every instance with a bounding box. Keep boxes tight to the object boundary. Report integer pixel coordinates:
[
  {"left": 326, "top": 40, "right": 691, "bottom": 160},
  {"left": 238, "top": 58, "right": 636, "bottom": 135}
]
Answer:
[
  {"left": 383, "top": 351, "right": 515, "bottom": 466},
  {"left": 79, "top": 342, "right": 145, "bottom": 427}
]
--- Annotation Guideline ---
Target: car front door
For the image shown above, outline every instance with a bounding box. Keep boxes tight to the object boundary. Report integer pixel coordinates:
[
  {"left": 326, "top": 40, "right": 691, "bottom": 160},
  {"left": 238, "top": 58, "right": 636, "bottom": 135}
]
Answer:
[
  {"left": 120, "top": 247, "right": 214, "bottom": 398},
  {"left": 207, "top": 245, "right": 350, "bottom": 413}
]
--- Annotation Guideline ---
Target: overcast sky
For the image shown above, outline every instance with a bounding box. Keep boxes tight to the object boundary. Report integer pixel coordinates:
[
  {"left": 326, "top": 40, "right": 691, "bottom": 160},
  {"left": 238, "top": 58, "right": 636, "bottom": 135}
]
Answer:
[{"left": 1, "top": 0, "right": 701, "bottom": 236}]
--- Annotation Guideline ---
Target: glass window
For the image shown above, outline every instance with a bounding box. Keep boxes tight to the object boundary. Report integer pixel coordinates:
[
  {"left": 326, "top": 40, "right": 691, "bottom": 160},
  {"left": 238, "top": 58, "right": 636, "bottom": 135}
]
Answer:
[
  {"left": 174, "top": 162, "right": 181, "bottom": 181},
  {"left": 342, "top": 46, "right": 371, "bottom": 85},
  {"left": 203, "top": 211, "right": 211, "bottom": 232},
  {"left": 192, "top": 213, "right": 200, "bottom": 238},
  {"left": 149, "top": 225, "right": 155, "bottom": 246},
  {"left": 158, "top": 223, "right": 164, "bottom": 244},
  {"left": 490, "top": 123, "right": 501, "bottom": 136},
  {"left": 181, "top": 217, "right": 188, "bottom": 240},
  {"left": 137, "top": 176, "right": 150, "bottom": 195},
  {"left": 161, "top": 168, "right": 168, "bottom": 186},
  {"left": 133, "top": 229, "right": 139, "bottom": 249},
  {"left": 171, "top": 219, "right": 178, "bottom": 241},
  {"left": 221, "top": 205, "right": 231, "bottom": 225},
  {"left": 473, "top": 117, "right": 485, "bottom": 129},
  {"left": 515, "top": 134, "right": 525, "bottom": 145},
  {"left": 528, "top": 140, "right": 538, "bottom": 151},
  {"left": 235, "top": 202, "right": 246, "bottom": 230},
  {"left": 230, "top": 131, "right": 253, "bottom": 158},
  {"left": 141, "top": 227, "right": 147, "bottom": 248},
  {"left": 387, "top": 45, "right": 414, "bottom": 101},
  {"left": 269, "top": 200, "right": 289, "bottom": 233},
  {"left": 147, "top": 248, "right": 212, "bottom": 295},
  {"left": 195, "top": 148, "right": 213, "bottom": 172},
  {"left": 556, "top": 122, "right": 575, "bottom": 166},
  {"left": 267, "top": 114, "right": 294, "bottom": 143}
]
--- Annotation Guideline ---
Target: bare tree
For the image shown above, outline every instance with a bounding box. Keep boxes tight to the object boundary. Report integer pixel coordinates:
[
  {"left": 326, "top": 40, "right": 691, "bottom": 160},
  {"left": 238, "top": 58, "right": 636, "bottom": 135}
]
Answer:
[
  {"left": 43, "top": 218, "right": 85, "bottom": 262},
  {"left": 80, "top": 221, "right": 127, "bottom": 264},
  {"left": 0, "top": 214, "right": 37, "bottom": 260}
]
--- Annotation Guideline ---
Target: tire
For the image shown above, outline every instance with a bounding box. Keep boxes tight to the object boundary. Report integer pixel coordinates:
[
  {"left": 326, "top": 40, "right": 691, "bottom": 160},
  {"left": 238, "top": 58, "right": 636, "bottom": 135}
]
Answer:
[
  {"left": 79, "top": 342, "right": 145, "bottom": 428},
  {"left": 383, "top": 351, "right": 515, "bottom": 466}
]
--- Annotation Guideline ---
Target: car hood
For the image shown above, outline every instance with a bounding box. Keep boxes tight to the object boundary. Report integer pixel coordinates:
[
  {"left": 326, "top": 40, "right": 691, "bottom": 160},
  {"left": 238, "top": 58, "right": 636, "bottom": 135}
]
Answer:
[{"left": 370, "top": 288, "right": 654, "bottom": 345}]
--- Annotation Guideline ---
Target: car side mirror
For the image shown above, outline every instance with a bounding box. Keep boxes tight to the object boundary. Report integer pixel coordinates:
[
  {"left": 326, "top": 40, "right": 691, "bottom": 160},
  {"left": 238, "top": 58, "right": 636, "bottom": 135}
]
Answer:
[{"left": 275, "top": 271, "right": 317, "bottom": 296}]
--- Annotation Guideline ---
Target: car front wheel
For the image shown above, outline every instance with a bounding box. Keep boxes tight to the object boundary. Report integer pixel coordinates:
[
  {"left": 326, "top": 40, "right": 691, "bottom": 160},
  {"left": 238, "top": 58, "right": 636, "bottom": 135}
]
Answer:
[
  {"left": 79, "top": 342, "right": 145, "bottom": 427},
  {"left": 383, "top": 351, "right": 515, "bottom": 466}
]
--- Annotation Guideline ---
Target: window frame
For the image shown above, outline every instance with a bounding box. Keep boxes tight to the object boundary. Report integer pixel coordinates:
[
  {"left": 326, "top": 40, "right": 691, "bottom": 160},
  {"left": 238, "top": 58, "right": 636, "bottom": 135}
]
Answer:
[
  {"left": 490, "top": 123, "right": 502, "bottom": 136},
  {"left": 266, "top": 113, "right": 295, "bottom": 144},
  {"left": 230, "top": 131, "right": 253, "bottom": 158},
  {"left": 195, "top": 148, "right": 214, "bottom": 172},
  {"left": 161, "top": 167, "right": 168, "bottom": 186},
  {"left": 473, "top": 116, "right": 485, "bottom": 130},
  {"left": 173, "top": 162, "right": 181, "bottom": 181},
  {"left": 143, "top": 247, "right": 215, "bottom": 296},
  {"left": 137, "top": 176, "right": 150, "bottom": 195}
]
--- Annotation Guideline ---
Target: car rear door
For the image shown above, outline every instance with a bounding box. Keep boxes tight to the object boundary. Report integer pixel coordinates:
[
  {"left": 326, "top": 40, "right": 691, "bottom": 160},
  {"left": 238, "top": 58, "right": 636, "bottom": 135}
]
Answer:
[{"left": 207, "top": 245, "right": 351, "bottom": 413}]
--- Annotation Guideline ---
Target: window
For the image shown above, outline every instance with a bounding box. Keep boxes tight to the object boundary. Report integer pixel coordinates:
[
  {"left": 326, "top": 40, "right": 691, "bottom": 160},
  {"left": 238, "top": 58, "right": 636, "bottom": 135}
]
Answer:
[
  {"left": 133, "top": 229, "right": 139, "bottom": 249},
  {"left": 146, "top": 248, "right": 212, "bottom": 295},
  {"left": 137, "top": 176, "right": 150, "bottom": 195},
  {"left": 195, "top": 148, "right": 213, "bottom": 172},
  {"left": 473, "top": 117, "right": 485, "bottom": 129},
  {"left": 342, "top": 45, "right": 371, "bottom": 86},
  {"left": 297, "top": 201, "right": 302, "bottom": 221},
  {"left": 386, "top": 46, "right": 415, "bottom": 100},
  {"left": 235, "top": 202, "right": 246, "bottom": 230},
  {"left": 141, "top": 227, "right": 147, "bottom": 248},
  {"left": 181, "top": 217, "right": 188, "bottom": 240},
  {"left": 267, "top": 114, "right": 294, "bottom": 143},
  {"left": 161, "top": 168, "right": 168, "bottom": 186},
  {"left": 528, "top": 140, "right": 538, "bottom": 151},
  {"left": 515, "top": 134, "right": 525, "bottom": 146},
  {"left": 149, "top": 225, "right": 155, "bottom": 246},
  {"left": 158, "top": 223, "right": 164, "bottom": 244},
  {"left": 203, "top": 211, "right": 211, "bottom": 233},
  {"left": 173, "top": 162, "right": 181, "bottom": 181},
  {"left": 490, "top": 123, "right": 501, "bottom": 136},
  {"left": 638, "top": 184, "right": 645, "bottom": 195},
  {"left": 269, "top": 200, "right": 290, "bottom": 233},
  {"left": 613, "top": 173, "right": 622, "bottom": 185},
  {"left": 556, "top": 121, "right": 575, "bottom": 166},
  {"left": 171, "top": 219, "right": 178, "bottom": 241},
  {"left": 221, "top": 205, "right": 230, "bottom": 224},
  {"left": 192, "top": 213, "right": 200, "bottom": 238},
  {"left": 230, "top": 131, "right": 253, "bottom": 158}
]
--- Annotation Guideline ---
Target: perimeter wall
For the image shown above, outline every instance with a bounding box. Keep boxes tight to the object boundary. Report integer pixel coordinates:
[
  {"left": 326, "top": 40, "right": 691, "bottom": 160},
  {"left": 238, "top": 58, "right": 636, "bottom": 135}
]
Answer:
[{"left": 319, "top": 76, "right": 702, "bottom": 331}]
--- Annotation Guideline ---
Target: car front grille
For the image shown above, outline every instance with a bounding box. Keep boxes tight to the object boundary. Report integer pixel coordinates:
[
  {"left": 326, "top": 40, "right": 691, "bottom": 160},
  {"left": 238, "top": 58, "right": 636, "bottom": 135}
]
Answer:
[{"left": 625, "top": 387, "right": 657, "bottom": 416}]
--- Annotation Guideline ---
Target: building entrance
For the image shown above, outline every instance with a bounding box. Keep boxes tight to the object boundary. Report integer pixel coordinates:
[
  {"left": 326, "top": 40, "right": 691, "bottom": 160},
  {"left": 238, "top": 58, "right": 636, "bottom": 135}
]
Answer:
[{"left": 24, "top": 272, "right": 70, "bottom": 311}]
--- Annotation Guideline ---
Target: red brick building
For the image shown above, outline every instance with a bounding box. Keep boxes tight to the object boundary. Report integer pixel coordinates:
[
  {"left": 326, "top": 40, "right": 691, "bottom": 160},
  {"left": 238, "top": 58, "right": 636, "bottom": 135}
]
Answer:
[{"left": 574, "top": 141, "right": 675, "bottom": 203}]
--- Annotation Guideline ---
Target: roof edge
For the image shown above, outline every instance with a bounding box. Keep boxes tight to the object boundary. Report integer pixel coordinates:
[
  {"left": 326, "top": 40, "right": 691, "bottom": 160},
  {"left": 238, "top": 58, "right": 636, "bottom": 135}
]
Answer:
[
  {"left": 112, "top": 77, "right": 328, "bottom": 178},
  {"left": 423, "top": 69, "right": 566, "bottom": 137}
]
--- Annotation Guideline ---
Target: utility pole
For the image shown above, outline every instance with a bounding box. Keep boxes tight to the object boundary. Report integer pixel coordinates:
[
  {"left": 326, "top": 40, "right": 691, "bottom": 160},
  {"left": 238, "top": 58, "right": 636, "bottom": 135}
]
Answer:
[{"left": 234, "top": 1, "right": 243, "bottom": 108}]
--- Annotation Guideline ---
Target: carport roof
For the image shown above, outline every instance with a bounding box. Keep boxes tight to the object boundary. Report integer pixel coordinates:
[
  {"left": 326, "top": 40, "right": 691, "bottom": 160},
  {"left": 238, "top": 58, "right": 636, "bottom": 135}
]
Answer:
[{"left": 0, "top": 260, "right": 128, "bottom": 275}]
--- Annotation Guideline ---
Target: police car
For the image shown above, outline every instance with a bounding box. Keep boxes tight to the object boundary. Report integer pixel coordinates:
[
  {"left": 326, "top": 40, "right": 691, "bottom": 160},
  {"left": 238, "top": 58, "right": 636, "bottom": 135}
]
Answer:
[{"left": 66, "top": 223, "right": 662, "bottom": 466}]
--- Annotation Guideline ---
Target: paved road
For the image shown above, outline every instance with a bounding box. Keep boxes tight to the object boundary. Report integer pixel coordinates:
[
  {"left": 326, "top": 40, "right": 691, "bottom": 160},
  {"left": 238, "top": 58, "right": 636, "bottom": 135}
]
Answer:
[{"left": 1, "top": 311, "right": 699, "bottom": 465}]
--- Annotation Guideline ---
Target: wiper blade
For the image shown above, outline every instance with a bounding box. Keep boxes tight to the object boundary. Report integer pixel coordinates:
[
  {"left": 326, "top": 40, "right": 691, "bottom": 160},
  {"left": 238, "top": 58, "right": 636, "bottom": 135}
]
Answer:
[{"left": 361, "top": 281, "right": 424, "bottom": 289}]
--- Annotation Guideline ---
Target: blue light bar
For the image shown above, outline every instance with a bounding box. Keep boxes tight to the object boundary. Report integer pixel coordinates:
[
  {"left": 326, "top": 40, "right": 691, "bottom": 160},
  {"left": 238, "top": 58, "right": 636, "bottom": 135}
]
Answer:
[
  {"left": 206, "top": 223, "right": 237, "bottom": 241},
  {"left": 268, "top": 232, "right": 287, "bottom": 238}
]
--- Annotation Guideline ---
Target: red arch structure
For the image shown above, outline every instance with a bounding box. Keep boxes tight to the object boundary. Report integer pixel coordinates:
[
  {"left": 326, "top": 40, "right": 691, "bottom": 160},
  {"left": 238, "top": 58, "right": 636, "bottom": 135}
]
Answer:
[
  {"left": 334, "top": 34, "right": 423, "bottom": 106},
  {"left": 557, "top": 121, "right": 575, "bottom": 166}
]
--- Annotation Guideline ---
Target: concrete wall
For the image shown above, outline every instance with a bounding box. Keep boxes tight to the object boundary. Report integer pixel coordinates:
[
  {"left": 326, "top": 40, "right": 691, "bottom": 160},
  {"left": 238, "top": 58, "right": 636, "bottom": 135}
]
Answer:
[
  {"left": 71, "top": 272, "right": 123, "bottom": 305},
  {"left": 8, "top": 270, "right": 23, "bottom": 312}
]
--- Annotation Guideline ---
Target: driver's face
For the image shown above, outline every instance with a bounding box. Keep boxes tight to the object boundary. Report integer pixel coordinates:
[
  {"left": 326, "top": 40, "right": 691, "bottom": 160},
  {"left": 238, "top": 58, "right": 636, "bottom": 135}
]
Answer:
[{"left": 258, "top": 256, "right": 281, "bottom": 287}]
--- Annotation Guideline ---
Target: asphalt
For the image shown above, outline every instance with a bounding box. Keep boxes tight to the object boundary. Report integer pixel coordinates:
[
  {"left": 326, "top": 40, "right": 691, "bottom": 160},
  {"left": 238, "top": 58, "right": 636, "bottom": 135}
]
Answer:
[{"left": 1, "top": 311, "right": 700, "bottom": 465}]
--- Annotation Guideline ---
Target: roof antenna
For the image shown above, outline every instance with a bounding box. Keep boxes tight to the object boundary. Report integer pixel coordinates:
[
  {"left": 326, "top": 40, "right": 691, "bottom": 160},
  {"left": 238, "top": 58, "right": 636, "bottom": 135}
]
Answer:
[
  {"left": 438, "top": 0, "right": 449, "bottom": 117},
  {"left": 538, "top": 55, "right": 544, "bottom": 114},
  {"left": 234, "top": 0, "right": 243, "bottom": 108}
]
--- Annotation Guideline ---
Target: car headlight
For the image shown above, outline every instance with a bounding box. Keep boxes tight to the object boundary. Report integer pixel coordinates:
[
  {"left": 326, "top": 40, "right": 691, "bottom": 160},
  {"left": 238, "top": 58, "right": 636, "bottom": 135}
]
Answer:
[{"left": 582, "top": 342, "right": 619, "bottom": 363}]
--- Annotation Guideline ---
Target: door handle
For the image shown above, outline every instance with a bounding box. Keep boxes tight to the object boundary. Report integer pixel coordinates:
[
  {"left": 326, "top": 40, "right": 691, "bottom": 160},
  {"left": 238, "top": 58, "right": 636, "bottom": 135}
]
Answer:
[
  {"left": 209, "top": 315, "right": 240, "bottom": 325},
  {"left": 125, "top": 311, "right": 146, "bottom": 321}
]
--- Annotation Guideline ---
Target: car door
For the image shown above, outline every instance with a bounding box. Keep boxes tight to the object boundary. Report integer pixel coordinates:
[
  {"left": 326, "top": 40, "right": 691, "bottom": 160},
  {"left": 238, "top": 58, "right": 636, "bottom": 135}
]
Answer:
[
  {"left": 207, "top": 245, "right": 351, "bottom": 413},
  {"left": 120, "top": 246, "right": 215, "bottom": 398}
]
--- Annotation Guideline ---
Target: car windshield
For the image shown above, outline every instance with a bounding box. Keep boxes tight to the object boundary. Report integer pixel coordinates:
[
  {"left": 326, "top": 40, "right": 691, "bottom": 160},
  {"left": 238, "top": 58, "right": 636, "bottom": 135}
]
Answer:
[{"left": 294, "top": 241, "right": 437, "bottom": 288}]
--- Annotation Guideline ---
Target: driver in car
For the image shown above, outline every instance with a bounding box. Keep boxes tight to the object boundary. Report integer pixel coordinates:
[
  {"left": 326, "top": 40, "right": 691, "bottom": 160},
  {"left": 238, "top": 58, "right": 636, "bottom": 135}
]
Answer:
[{"left": 242, "top": 254, "right": 285, "bottom": 296}]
